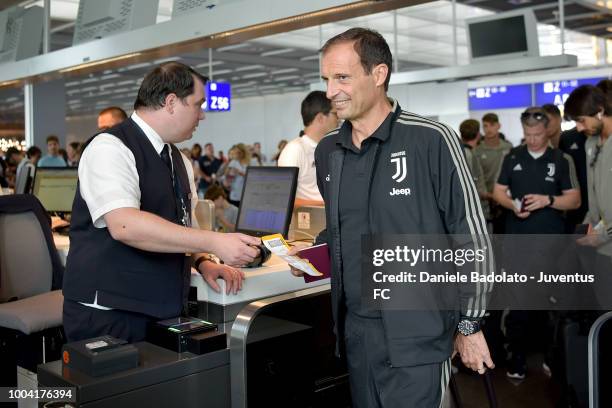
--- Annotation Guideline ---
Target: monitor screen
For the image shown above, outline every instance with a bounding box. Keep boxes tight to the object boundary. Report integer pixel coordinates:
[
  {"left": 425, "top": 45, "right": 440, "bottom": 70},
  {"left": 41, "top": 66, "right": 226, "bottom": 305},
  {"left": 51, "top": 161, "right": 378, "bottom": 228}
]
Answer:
[
  {"left": 32, "top": 167, "right": 78, "bottom": 213},
  {"left": 469, "top": 16, "right": 528, "bottom": 59},
  {"left": 235, "top": 166, "right": 298, "bottom": 237}
]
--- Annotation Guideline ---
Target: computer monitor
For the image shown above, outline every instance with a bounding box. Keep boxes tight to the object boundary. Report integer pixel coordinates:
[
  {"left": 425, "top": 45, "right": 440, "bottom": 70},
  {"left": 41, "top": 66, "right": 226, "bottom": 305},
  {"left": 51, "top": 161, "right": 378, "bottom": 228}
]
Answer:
[
  {"left": 32, "top": 167, "right": 78, "bottom": 213},
  {"left": 466, "top": 9, "right": 539, "bottom": 63},
  {"left": 235, "top": 166, "right": 298, "bottom": 238}
]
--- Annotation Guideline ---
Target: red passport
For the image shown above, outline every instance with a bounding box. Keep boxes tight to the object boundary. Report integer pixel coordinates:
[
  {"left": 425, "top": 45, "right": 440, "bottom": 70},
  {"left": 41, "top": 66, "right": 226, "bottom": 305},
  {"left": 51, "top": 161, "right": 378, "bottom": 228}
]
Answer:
[{"left": 296, "top": 244, "right": 331, "bottom": 283}]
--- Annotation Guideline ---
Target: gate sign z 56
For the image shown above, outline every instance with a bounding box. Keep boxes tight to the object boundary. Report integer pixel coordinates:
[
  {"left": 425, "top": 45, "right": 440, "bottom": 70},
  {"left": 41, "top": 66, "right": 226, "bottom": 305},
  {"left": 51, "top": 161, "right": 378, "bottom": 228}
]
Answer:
[{"left": 204, "top": 82, "right": 231, "bottom": 112}]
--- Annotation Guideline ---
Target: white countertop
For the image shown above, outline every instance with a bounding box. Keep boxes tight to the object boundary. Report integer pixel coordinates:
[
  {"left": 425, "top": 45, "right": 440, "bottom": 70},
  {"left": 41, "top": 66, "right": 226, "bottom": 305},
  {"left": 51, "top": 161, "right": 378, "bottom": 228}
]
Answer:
[
  {"left": 53, "top": 235, "right": 329, "bottom": 306},
  {"left": 190, "top": 254, "right": 330, "bottom": 306}
]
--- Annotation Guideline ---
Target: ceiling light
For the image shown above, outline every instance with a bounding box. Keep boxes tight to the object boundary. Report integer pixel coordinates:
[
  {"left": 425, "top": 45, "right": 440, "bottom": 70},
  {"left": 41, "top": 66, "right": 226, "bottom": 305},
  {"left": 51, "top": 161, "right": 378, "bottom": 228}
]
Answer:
[
  {"left": 209, "top": 69, "right": 233, "bottom": 75},
  {"left": 242, "top": 72, "right": 268, "bottom": 79},
  {"left": 275, "top": 75, "right": 300, "bottom": 81},
  {"left": 100, "top": 73, "right": 121, "bottom": 80},
  {"left": 232, "top": 81, "right": 257, "bottom": 88},
  {"left": 271, "top": 68, "right": 299, "bottom": 75},
  {"left": 235, "top": 64, "right": 265, "bottom": 72},
  {"left": 260, "top": 48, "right": 295, "bottom": 57},
  {"left": 217, "top": 43, "right": 251, "bottom": 52},
  {"left": 153, "top": 57, "right": 181, "bottom": 64},
  {"left": 94, "top": 90, "right": 114, "bottom": 97},
  {"left": 195, "top": 61, "right": 225, "bottom": 68}
]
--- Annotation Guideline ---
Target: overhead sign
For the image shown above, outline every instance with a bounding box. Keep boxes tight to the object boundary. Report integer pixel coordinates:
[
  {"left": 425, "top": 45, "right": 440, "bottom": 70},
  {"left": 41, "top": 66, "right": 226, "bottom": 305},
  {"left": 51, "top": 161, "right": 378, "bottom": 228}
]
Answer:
[
  {"left": 204, "top": 82, "right": 231, "bottom": 112},
  {"left": 468, "top": 84, "right": 532, "bottom": 110},
  {"left": 534, "top": 77, "right": 606, "bottom": 106}
]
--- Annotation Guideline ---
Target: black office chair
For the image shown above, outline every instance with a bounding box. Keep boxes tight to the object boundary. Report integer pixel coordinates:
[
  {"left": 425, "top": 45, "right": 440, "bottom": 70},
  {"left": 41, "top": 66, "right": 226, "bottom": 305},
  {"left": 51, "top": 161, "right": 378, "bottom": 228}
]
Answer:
[
  {"left": 0, "top": 194, "right": 65, "bottom": 387},
  {"left": 14, "top": 162, "right": 35, "bottom": 195}
]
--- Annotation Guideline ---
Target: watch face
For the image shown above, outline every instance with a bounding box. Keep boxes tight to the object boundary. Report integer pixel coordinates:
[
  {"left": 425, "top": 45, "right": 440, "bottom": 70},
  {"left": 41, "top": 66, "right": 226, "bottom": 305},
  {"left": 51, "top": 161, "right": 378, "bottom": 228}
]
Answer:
[{"left": 458, "top": 320, "right": 475, "bottom": 335}]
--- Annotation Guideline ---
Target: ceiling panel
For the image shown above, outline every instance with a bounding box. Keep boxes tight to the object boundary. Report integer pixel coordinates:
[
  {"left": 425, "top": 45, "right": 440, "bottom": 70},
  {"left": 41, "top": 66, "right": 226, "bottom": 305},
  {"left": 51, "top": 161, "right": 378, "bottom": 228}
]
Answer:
[{"left": 0, "top": 0, "right": 608, "bottom": 120}]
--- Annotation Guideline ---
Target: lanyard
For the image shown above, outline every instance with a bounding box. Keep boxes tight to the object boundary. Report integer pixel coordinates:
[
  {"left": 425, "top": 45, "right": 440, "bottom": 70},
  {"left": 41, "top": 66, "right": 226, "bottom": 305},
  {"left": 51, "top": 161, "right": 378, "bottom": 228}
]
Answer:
[{"left": 171, "top": 160, "right": 191, "bottom": 228}]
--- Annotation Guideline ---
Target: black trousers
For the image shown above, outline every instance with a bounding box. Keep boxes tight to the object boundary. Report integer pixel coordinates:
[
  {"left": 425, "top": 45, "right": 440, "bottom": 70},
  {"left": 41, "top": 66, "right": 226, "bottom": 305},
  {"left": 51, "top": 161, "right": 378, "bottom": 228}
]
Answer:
[
  {"left": 344, "top": 312, "right": 450, "bottom": 408},
  {"left": 63, "top": 299, "right": 155, "bottom": 343}
]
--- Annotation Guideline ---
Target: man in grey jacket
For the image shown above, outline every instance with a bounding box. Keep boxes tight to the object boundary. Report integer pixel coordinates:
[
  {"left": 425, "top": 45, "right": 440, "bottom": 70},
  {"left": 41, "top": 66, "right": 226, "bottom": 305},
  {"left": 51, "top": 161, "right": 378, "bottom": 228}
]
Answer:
[
  {"left": 291, "top": 28, "right": 494, "bottom": 407},
  {"left": 565, "top": 85, "right": 612, "bottom": 251}
]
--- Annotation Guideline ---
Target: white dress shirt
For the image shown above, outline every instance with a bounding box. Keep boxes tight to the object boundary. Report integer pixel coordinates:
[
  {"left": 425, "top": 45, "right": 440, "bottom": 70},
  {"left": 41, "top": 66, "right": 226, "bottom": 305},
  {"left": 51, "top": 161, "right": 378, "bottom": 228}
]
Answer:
[
  {"left": 79, "top": 112, "right": 198, "bottom": 228},
  {"left": 78, "top": 112, "right": 198, "bottom": 309}
]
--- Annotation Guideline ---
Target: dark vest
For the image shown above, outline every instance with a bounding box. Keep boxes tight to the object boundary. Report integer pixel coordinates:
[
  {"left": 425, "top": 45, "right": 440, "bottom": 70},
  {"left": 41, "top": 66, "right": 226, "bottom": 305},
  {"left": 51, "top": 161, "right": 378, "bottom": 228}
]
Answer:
[{"left": 63, "top": 118, "right": 192, "bottom": 318}]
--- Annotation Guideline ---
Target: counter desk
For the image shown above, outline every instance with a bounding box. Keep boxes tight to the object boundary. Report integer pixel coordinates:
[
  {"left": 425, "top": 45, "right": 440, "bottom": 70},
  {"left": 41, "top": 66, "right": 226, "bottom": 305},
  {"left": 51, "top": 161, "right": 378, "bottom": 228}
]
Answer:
[{"left": 43, "top": 236, "right": 340, "bottom": 408}]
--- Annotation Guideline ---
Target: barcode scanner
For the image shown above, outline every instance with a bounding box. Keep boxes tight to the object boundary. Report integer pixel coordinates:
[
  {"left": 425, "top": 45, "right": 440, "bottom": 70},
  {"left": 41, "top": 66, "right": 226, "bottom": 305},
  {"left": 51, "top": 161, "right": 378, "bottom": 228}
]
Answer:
[{"left": 244, "top": 244, "right": 271, "bottom": 268}]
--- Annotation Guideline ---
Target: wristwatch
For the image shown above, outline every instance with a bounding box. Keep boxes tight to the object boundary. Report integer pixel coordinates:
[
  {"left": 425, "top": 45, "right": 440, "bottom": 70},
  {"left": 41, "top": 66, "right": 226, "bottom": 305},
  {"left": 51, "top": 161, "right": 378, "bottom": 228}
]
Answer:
[
  {"left": 548, "top": 195, "right": 555, "bottom": 207},
  {"left": 457, "top": 319, "right": 481, "bottom": 336},
  {"left": 194, "top": 254, "right": 216, "bottom": 271}
]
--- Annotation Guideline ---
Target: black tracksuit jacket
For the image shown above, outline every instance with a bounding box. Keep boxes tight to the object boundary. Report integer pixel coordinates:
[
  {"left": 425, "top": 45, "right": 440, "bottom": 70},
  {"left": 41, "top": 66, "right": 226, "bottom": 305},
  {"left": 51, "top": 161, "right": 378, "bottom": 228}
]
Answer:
[{"left": 314, "top": 101, "right": 493, "bottom": 366}]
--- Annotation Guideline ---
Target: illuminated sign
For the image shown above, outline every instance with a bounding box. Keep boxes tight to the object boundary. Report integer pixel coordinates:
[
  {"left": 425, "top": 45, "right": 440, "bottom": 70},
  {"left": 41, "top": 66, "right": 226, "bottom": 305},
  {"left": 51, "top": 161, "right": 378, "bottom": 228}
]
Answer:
[
  {"left": 534, "top": 77, "right": 606, "bottom": 106},
  {"left": 204, "top": 82, "right": 231, "bottom": 112},
  {"left": 468, "top": 84, "right": 532, "bottom": 110}
]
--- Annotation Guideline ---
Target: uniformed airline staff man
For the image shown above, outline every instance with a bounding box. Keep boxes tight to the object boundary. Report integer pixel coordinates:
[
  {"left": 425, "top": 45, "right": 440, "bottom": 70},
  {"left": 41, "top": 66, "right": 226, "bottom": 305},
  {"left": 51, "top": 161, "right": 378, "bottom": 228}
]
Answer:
[
  {"left": 63, "top": 62, "right": 260, "bottom": 343},
  {"left": 291, "top": 28, "right": 494, "bottom": 407}
]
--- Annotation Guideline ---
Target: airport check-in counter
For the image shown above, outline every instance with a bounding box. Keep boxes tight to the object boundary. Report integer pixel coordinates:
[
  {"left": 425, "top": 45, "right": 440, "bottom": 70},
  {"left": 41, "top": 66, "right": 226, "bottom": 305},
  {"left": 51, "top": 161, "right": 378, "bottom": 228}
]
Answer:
[
  {"left": 189, "top": 254, "right": 329, "bottom": 324},
  {"left": 38, "top": 254, "right": 342, "bottom": 408}
]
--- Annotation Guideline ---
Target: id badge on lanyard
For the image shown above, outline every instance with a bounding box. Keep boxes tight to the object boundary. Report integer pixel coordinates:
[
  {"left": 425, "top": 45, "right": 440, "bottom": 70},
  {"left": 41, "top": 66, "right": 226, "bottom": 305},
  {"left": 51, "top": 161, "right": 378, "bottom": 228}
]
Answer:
[{"left": 172, "top": 168, "right": 191, "bottom": 228}]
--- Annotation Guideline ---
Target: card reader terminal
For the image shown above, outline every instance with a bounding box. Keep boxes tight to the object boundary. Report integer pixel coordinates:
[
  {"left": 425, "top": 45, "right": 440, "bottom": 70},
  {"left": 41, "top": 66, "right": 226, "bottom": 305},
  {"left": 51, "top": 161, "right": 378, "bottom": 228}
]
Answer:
[
  {"left": 147, "top": 317, "right": 222, "bottom": 353},
  {"left": 62, "top": 335, "right": 139, "bottom": 377}
]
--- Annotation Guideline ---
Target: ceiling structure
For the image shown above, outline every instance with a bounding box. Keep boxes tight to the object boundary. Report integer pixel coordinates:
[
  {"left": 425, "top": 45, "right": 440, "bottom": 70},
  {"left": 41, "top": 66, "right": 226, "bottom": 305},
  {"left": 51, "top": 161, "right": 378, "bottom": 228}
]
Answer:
[
  {"left": 458, "top": 0, "right": 612, "bottom": 39},
  {"left": 0, "top": 0, "right": 609, "bottom": 123}
]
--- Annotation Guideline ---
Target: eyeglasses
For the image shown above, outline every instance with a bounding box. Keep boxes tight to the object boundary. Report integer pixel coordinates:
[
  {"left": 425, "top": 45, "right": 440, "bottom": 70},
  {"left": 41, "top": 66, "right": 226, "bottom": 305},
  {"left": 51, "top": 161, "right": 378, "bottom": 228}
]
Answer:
[
  {"left": 590, "top": 144, "right": 602, "bottom": 168},
  {"left": 521, "top": 111, "right": 546, "bottom": 121}
]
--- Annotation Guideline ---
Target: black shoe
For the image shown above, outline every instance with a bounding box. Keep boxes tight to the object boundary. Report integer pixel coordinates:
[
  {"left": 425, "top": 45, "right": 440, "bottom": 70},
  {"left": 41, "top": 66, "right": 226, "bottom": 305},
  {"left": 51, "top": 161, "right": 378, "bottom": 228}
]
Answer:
[{"left": 506, "top": 354, "right": 526, "bottom": 380}]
